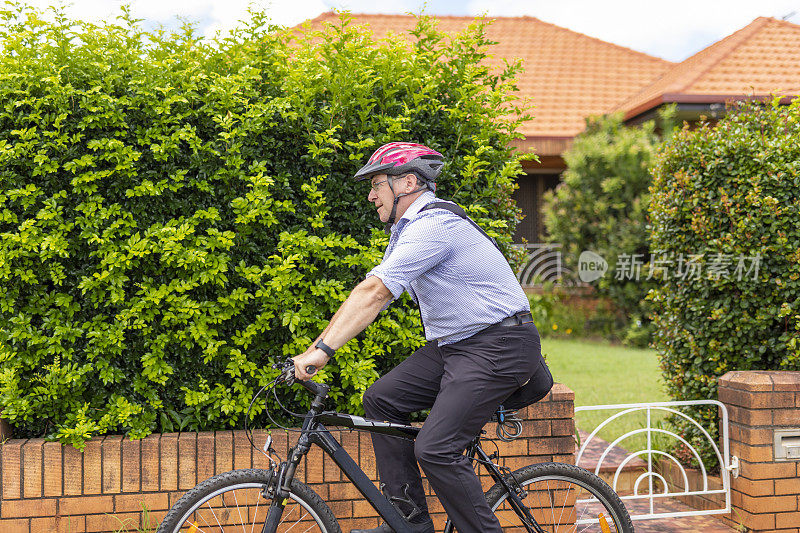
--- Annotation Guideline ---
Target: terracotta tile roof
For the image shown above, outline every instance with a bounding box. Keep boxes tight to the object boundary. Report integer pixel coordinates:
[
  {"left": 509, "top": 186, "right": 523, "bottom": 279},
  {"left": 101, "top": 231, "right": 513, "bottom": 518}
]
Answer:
[
  {"left": 614, "top": 17, "right": 800, "bottom": 120},
  {"left": 302, "top": 13, "right": 671, "bottom": 146}
]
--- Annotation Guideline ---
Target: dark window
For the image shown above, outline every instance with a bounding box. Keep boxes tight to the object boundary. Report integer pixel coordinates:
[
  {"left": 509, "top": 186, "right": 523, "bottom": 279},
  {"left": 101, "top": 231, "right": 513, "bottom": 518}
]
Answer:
[{"left": 512, "top": 173, "right": 561, "bottom": 243}]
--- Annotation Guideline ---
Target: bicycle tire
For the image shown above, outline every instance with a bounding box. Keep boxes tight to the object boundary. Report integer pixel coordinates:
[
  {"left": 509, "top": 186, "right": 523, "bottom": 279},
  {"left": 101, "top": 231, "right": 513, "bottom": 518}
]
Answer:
[
  {"left": 484, "top": 462, "right": 634, "bottom": 533},
  {"left": 157, "top": 468, "right": 341, "bottom": 533}
]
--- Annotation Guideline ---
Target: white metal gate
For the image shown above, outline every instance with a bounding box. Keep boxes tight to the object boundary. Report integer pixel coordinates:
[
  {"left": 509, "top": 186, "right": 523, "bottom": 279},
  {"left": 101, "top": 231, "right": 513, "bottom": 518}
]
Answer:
[{"left": 575, "top": 400, "right": 739, "bottom": 521}]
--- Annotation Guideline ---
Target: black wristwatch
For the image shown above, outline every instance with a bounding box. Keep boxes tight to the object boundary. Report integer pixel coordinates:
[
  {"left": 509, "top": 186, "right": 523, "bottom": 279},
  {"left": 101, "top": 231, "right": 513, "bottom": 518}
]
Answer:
[{"left": 315, "top": 339, "right": 336, "bottom": 359}]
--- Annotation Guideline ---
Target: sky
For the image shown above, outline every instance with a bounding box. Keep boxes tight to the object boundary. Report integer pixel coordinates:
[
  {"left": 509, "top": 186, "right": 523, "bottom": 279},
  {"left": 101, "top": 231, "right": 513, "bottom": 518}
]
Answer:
[{"left": 23, "top": 0, "right": 800, "bottom": 61}]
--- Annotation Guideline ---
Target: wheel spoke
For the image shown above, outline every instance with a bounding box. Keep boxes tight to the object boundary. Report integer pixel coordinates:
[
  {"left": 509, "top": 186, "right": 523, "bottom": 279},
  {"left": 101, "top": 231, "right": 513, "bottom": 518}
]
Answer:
[
  {"left": 162, "top": 475, "right": 331, "bottom": 533},
  {"left": 487, "top": 465, "right": 631, "bottom": 533}
]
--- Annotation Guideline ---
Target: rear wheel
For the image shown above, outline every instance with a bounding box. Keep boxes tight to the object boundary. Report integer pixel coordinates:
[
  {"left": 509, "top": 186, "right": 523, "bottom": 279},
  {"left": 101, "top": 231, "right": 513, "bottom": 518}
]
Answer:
[
  {"left": 157, "top": 468, "right": 341, "bottom": 533},
  {"left": 485, "top": 462, "right": 634, "bottom": 533}
]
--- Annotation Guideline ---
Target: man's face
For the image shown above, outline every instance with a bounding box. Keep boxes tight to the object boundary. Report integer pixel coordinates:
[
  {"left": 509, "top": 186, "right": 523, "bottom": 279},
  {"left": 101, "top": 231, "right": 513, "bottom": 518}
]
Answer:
[{"left": 368, "top": 173, "right": 401, "bottom": 223}]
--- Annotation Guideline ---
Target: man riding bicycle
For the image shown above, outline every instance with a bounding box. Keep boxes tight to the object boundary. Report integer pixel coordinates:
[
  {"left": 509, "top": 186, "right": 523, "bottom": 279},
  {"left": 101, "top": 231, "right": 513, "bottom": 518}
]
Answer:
[{"left": 292, "top": 142, "right": 552, "bottom": 533}]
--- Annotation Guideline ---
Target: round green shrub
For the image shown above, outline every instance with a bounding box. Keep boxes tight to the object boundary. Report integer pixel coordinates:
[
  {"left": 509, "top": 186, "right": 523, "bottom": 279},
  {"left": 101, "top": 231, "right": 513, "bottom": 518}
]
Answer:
[
  {"left": 542, "top": 112, "right": 670, "bottom": 345},
  {"left": 0, "top": 5, "right": 530, "bottom": 447},
  {"left": 648, "top": 97, "right": 800, "bottom": 465}
]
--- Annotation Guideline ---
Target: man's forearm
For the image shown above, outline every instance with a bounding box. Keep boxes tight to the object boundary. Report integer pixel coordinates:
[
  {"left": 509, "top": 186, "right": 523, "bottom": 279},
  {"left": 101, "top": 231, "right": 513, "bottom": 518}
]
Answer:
[{"left": 318, "top": 278, "right": 393, "bottom": 351}]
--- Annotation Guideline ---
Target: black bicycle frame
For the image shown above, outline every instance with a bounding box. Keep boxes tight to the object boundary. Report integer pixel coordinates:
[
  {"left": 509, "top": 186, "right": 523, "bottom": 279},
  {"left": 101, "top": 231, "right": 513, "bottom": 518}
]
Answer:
[{"left": 264, "top": 379, "right": 543, "bottom": 533}]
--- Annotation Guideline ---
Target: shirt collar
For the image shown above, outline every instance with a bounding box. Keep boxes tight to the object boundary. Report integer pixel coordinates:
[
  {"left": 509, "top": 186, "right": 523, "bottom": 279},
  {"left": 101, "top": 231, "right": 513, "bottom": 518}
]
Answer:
[{"left": 396, "top": 191, "right": 436, "bottom": 226}]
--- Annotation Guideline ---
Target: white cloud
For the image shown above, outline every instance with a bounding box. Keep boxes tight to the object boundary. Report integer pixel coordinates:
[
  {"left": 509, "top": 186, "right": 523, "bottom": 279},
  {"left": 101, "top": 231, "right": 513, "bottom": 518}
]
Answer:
[
  {"left": 27, "top": 0, "right": 330, "bottom": 39},
  {"left": 466, "top": 0, "right": 800, "bottom": 61}
]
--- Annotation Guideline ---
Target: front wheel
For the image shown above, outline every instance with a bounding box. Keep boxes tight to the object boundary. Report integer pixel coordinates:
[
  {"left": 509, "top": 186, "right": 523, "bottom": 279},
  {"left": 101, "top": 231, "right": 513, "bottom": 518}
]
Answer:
[
  {"left": 484, "top": 462, "right": 634, "bottom": 533},
  {"left": 157, "top": 468, "right": 341, "bottom": 533}
]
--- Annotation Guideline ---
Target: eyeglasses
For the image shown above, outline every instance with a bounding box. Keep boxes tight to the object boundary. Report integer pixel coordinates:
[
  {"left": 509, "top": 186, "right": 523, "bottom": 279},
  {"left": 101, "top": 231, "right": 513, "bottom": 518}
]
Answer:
[{"left": 370, "top": 179, "right": 389, "bottom": 191}]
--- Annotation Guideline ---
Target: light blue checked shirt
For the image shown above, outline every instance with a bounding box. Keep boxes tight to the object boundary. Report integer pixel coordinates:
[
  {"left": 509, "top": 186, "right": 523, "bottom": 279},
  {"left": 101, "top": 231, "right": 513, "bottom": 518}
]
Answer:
[{"left": 367, "top": 191, "right": 530, "bottom": 345}]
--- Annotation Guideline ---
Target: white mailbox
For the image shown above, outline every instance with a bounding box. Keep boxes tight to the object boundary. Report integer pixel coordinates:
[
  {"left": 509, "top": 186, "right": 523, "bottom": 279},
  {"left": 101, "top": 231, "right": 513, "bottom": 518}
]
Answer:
[{"left": 774, "top": 429, "right": 800, "bottom": 461}]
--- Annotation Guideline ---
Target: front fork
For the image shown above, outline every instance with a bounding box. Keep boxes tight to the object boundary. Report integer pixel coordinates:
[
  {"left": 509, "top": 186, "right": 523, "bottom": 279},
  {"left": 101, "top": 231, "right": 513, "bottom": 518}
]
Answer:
[{"left": 261, "top": 426, "right": 315, "bottom": 532}]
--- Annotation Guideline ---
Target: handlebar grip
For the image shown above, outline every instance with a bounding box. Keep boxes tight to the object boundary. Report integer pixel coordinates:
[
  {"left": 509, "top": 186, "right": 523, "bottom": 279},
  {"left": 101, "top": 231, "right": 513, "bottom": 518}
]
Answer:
[{"left": 306, "top": 365, "right": 317, "bottom": 375}]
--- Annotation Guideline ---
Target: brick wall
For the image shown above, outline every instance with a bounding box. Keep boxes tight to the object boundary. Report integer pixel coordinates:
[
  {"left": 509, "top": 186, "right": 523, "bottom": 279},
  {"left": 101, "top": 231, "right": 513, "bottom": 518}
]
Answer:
[
  {"left": 718, "top": 371, "right": 800, "bottom": 532},
  {"left": 0, "top": 384, "right": 575, "bottom": 533}
]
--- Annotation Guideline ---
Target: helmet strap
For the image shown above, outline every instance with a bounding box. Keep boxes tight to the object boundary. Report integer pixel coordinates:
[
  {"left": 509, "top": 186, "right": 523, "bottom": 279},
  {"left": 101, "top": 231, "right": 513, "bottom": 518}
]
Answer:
[{"left": 384, "top": 176, "right": 430, "bottom": 234}]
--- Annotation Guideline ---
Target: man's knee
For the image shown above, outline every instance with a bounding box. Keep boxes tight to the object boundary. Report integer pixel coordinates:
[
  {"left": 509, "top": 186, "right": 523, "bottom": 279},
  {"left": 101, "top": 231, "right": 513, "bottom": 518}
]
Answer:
[
  {"left": 414, "top": 434, "right": 449, "bottom": 468},
  {"left": 363, "top": 378, "right": 394, "bottom": 418}
]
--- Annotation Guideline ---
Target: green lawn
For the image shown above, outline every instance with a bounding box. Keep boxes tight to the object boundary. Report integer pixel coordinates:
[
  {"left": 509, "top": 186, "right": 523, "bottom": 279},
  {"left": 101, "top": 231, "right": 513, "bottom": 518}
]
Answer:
[{"left": 541, "top": 337, "right": 670, "bottom": 451}]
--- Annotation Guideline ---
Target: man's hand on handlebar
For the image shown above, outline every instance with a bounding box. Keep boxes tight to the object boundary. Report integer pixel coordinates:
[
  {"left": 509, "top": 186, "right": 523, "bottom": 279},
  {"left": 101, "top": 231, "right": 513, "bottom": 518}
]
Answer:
[{"left": 291, "top": 347, "right": 330, "bottom": 381}]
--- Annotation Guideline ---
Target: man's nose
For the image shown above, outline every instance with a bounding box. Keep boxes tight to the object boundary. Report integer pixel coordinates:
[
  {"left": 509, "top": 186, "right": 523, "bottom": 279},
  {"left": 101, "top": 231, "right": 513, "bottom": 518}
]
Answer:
[{"left": 368, "top": 188, "right": 377, "bottom": 201}]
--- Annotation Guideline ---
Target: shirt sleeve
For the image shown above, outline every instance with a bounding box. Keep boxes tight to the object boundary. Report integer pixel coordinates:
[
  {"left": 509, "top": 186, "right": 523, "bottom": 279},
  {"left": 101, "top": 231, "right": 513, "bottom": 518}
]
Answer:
[{"left": 366, "top": 216, "right": 451, "bottom": 300}]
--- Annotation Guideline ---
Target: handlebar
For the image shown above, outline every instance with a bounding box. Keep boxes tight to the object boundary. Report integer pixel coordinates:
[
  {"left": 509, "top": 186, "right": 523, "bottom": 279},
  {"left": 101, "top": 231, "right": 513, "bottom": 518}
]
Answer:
[{"left": 275, "top": 360, "right": 329, "bottom": 400}]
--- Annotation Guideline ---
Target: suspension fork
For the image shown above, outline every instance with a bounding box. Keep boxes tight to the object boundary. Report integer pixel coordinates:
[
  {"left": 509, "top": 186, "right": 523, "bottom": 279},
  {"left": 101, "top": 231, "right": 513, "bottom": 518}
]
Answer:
[{"left": 261, "top": 415, "right": 318, "bottom": 533}]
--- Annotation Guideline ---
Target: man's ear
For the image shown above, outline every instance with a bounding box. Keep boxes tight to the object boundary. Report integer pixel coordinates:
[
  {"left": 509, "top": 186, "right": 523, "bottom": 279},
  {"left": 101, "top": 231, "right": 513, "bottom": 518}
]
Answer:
[{"left": 405, "top": 173, "right": 419, "bottom": 192}]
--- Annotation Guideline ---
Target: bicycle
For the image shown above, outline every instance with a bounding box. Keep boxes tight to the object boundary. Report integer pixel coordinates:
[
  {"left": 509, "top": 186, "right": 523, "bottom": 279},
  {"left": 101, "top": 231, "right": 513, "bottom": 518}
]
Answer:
[{"left": 157, "top": 360, "right": 634, "bottom": 533}]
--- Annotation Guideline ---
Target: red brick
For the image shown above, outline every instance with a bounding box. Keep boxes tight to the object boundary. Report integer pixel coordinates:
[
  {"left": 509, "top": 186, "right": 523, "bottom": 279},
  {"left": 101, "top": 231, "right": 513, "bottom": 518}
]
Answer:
[
  {"left": 22, "top": 438, "right": 44, "bottom": 499},
  {"left": 160, "top": 433, "right": 178, "bottom": 491},
  {"left": 548, "top": 383, "right": 574, "bottom": 401},
  {"left": 352, "top": 499, "right": 379, "bottom": 517},
  {"left": 32, "top": 515, "right": 85, "bottom": 532},
  {"left": 733, "top": 477, "right": 774, "bottom": 497},
  {"left": 1, "top": 497, "right": 56, "bottom": 518},
  {"left": 736, "top": 507, "right": 776, "bottom": 530},
  {"left": 740, "top": 493, "right": 798, "bottom": 513},
  {"left": 42, "top": 441, "right": 62, "bottom": 497},
  {"left": 729, "top": 423, "right": 772, "bottom": 446},
  {"left": 326, "top": 498, "right": 352, "bottom": 520},
  {"left": 0, "top": 518, "right": 28, "bottom": 533},
  {"left": 60, "top": 495, "right": 114, "bottom": 515},
  {"left": 528, "top": 400, "right": 573, "bottom": 420},
  {"left": 85, "top": 512, "right": 139, "bottom": 533},
  {"left": 329, "top": 482, "right": 362, "bottom": 500},
  {"left": 101, "top": 435, "right": 122, "bottom": 494},
  {"left": 774, "top": 409, "right": 800, "bottom": 426},
  {"left": 719, "top": 371, "right": 774, "bottom": 392},
  {"left": 142, "top": 509, "right": 169, "bottom": 531},
  {"left": 83, "top": 438, "right": 103, "bottom": 495},
  {"left": 777, "top": 511, "right": 800, "bottom": 529},
  {"left": 215, "top": 431, "right": 233, "bottom": 474},
  {"left": 121, "top": 438, "right": 140, "bottom": 493},
  {"left": 720, "top": 387, "right": 795, "bottom": 409},
  {"left": 324, "top": 447, "right": 341, "bottom": 483},
  {"left": 339, "top": 518, "right": 379, "bottom": 531},
  {"left": 775, "top": 477, "right": 800, "bottom": 495},
  {"left": 178, "top": 432, "right": 197, "bottom": 489},
  {"left": 740, "top": 460, "right": 797, "bottom": 480},
  {"left": 62, "top": 443, "right": 83, "bottom": 496},
  {"left": 770, "top": 372, "right": 800, "bottom": 391},
  {"left": 726, "top": 404, "right": 773, "bottom": 426},
  {"left": 114, "top": 492, "right": 170, "bottom": 512},
  {"left": 529, "top": 435, "right": 574, "bottom": 455},
  {"left": 733, "top": 443, "right": 775, "bottom": 463},
  {"left": 303, "top": 445, "right": 324, "bottom": 484},
  {"left": 2, "top": 439, "right": 24, "bottom": 499},
  {"left": 197, "top": 432, "right": 216, "bottom": 482},
  {"left": 140, "top": 434, "right": 160, "bottom": 492},
  {"left": 233, "top": 430, "right": 251, "bottom": 470}
]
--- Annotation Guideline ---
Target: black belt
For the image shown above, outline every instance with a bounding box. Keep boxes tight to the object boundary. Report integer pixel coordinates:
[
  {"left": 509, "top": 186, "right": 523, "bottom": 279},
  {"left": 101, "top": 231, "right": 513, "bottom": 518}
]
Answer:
[{"left": 497, "top": 311, "right": 533, "bottom": 327}]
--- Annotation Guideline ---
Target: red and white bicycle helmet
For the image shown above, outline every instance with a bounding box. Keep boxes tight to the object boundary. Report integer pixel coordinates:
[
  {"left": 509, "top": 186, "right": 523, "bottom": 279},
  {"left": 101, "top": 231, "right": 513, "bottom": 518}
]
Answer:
[
  {"left": 354, "top": 142, "right": 444, "bottom": 185},
  {"left": 355, "top": 142, "right": 445, "bottom": 230}
]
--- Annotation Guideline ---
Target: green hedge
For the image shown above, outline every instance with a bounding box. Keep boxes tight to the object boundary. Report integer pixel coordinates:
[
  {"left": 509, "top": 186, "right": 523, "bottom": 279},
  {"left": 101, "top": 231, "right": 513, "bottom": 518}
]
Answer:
[
  {"left": 0, "top": 4, "right": 530, "bottom": 447},
  {"left": 542, "top": 112, "right": 671, "bottom": 345},
  {"left": 649, "top": 98, "right": 800, "bottom": 465}
]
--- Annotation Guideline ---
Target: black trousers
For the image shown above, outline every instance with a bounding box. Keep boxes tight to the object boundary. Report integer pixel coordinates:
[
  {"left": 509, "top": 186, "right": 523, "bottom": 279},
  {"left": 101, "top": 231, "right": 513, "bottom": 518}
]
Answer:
[{"left": 362, "top": 321, "right": 549, "bottom": 533}]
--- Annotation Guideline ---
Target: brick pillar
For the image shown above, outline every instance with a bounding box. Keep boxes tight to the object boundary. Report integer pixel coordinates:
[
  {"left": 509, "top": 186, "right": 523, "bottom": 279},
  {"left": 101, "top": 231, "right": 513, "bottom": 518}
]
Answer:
[{"left": 718, "top": 371, "right": 800, "bottom": 532}]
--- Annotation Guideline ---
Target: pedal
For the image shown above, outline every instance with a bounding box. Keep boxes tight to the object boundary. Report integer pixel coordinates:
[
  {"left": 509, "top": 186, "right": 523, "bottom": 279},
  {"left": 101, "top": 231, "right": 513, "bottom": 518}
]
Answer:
[{"left": 380, "top": 483, "right": 424, "bottom": 521}]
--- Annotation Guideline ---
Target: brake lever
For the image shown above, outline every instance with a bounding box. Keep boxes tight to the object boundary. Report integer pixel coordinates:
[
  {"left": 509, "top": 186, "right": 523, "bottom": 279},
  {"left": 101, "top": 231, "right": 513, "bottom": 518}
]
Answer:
[{"left": 279, "top": 360, "right": 318, "bottom": 384}]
